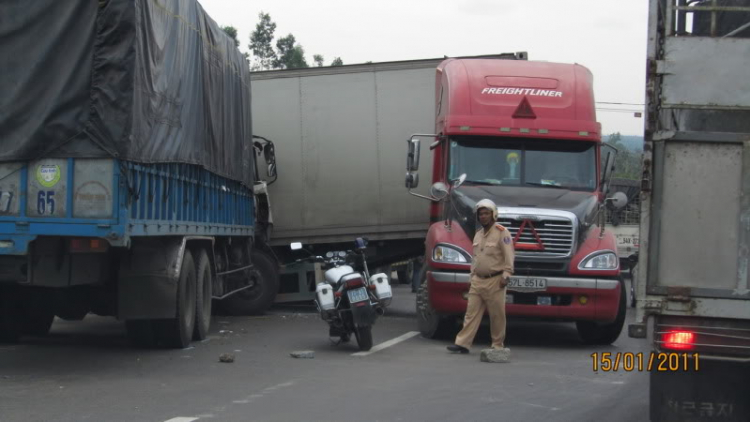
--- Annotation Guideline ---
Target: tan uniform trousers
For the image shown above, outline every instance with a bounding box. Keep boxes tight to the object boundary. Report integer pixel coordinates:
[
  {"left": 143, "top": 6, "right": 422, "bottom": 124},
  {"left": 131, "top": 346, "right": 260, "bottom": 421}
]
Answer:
[{"left": 454, "top": 274, "right": 506, "bottom": 350}]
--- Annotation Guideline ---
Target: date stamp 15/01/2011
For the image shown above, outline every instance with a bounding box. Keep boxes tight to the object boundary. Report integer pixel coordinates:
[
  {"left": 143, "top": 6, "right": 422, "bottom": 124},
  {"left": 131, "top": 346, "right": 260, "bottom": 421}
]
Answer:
[{"left": 591, "top": 352, "right": 700, "bottom": 372}]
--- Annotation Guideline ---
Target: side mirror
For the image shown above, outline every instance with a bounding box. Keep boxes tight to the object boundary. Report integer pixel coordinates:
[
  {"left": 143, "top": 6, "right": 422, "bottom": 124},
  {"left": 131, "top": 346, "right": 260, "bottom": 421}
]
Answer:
[
  {"left": 607, "top": 191, "right": 628, "bottom": 210},
  {"left": 267, "top": 163, "right": 277, "bottom": 178},
  {"left": 290, "top": 242, "right": 303, "bottom": 251},
  {"left": 263, "top": 143, "right": 276, "bottom": 165},
  {"left": 405, "top": 172, "right": 419, "bottom": 189},
  {"left": 429, "top": 182, "right": 449, "bottom": 201},
  {"left": 406, "top": 138, "right": 421, "bottom": 172}
]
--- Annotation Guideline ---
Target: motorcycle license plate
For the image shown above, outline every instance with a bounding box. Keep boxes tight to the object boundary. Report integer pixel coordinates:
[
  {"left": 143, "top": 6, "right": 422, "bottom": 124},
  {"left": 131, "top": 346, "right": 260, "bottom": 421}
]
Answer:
[
  {"left": 508, "top": 277, "right": 547, "bottom": 292},
  {"left": 347, "top": 287, "right": 369, "bottom": 304}
]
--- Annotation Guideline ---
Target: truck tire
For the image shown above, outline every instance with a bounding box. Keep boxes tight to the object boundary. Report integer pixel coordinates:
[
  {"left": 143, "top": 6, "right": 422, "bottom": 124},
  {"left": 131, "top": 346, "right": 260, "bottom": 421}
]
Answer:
[
  {"left": 629, "top": 266, "right": 637, "bottom": 308},
  {"left": 193, "top": 249, "right": 212, "bottom": 341},
  {"left": 156, "top": 250, "right": 197, "bottom": 349},
  {"left": 126, "top": 320, "right": 157, "bottom": 348},
  {"left": 0, "top": 288, "right": 22, "bottom": 343},
  {"left": 22, "top": 311, "right": 54, "bottom": 337},
  {"left": 222, "top": 250, "right": 278, "bottom": 315},
  {"left": 355, "top": 326, "right": 373, "bottom": 351},
  {"left": 576, "top": 278, "right": 626, "bottom": 345},
  {"left": 397, "top": 269, "right": 409, "bottom": 285},
  {"left": 416, "top": 267, "right": 456, "bottom": 340}
]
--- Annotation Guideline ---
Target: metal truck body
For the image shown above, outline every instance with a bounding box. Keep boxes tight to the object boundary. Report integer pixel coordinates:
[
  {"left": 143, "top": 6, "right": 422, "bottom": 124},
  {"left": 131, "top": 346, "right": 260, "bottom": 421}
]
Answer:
[
  {"left": 251, "top": 60, "right": 443, "bottom": 258},
  {"left": 408, "top": 56, "right": 628, "bottom": 344},
  {"left": 629, "top": 1, "right": 750, "bottom": 420},
  {"left": 0, "top": 0, "right": 277, "bottom": 347}
]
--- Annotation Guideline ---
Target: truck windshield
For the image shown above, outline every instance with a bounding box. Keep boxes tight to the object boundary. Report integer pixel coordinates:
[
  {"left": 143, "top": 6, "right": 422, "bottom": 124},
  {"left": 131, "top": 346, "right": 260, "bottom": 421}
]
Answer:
[{"left": 448, "top": 137, "right": 597, "bottom": 191}]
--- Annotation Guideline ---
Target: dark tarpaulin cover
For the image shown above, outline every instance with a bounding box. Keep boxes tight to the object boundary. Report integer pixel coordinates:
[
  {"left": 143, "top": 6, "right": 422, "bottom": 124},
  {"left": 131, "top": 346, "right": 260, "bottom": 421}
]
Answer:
[{"left": 0, "top": 0, "right": 254, "bottom": 185}]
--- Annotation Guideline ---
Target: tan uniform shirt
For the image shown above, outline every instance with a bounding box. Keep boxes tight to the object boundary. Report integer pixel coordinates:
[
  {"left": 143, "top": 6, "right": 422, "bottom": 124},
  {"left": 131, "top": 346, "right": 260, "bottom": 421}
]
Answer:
[{"left": 471, "top": 224, "right": 515, "bottom": 279}]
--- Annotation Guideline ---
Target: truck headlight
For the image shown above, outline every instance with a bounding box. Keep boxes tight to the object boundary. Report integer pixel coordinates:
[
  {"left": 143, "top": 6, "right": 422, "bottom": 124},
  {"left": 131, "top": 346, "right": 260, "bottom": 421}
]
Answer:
[
  {"left": 578, "top": 252, "right": 618, "bottom": 270},
  {"left": 433, "top": 245, "right": 469, "bottom": 263}
]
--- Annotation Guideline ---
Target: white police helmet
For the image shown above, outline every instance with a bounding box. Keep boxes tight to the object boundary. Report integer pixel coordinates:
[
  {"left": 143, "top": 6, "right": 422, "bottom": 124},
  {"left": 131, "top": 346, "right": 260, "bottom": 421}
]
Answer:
[{"left": 475, "top": 199, "right": 498, "bottom": 220}]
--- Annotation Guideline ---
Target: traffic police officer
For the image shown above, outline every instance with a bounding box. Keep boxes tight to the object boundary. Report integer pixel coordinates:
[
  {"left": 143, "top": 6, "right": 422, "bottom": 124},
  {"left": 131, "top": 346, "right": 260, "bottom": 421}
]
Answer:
[{"left": 447, "top": 199, "right": 515, "bottom": 353}]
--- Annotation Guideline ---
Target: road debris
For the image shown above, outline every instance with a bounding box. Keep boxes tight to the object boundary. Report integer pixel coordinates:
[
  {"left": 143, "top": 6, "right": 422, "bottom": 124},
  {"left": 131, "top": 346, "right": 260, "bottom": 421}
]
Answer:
[
  {"left": 290, "top": 350, "right": 315, "bottom": 359},
  {"left": 219, "top": 353, "right": 236, "bottom": 363},
  {"left": 480, "top": 348, "right": 511, "bottom": 363}
]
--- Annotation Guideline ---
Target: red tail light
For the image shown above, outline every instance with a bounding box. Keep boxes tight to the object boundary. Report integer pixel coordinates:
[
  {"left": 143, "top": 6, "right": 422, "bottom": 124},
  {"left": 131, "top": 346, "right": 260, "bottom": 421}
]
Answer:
[
  {"left": 344, "top": 277, "right": 364, "bottom": 289},
  {"left": 69, "top": 238, "right": 109, "bottom": 253},
  {"left": 662, "top": 330, "right": 695, "bottom": 350}
]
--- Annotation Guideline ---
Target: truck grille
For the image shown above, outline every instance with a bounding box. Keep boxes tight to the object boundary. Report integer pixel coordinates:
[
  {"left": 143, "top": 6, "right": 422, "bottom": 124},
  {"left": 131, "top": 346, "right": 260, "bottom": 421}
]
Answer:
[{"left": 497, "top": 216, "right": 575, "bottom": 258}]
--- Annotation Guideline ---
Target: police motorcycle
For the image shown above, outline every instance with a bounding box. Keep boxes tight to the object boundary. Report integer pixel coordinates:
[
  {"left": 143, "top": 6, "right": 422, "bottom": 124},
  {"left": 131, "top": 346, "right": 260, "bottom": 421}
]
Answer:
[{"left": 290, "top": 238, "right": 392, "bottom": 351}]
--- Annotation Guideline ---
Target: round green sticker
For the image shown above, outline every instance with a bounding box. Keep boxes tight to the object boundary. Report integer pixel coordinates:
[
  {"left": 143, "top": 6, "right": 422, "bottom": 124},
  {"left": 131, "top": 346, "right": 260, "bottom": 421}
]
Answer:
[{"left": 36, "top": 164, "right": 61, "bottom": 188}]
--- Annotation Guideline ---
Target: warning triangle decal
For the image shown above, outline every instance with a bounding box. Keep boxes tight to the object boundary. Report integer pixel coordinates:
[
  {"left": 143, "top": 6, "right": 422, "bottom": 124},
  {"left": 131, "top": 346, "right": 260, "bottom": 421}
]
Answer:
[{"left": 512, "top": 96, "right": 536, "bottom": 119}]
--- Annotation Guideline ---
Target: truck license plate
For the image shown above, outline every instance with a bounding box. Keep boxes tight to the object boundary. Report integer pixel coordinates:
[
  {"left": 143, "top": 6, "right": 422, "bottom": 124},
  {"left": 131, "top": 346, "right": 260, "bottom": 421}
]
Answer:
[
  {"left": 508, "top": 277, "right": 547, "bottom": 292},
  {"left": 347, "top": 287, "right": 369, "bottom": 304}
]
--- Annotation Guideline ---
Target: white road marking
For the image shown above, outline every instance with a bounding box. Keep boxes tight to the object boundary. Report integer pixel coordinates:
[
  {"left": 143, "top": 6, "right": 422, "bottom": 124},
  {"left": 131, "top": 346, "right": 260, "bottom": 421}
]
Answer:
[
  {"left": 520, "top": 402, "right": 561, "bottom": 411},
  {"left": 233, "top": 380, "right": 296, "bottom": 404},
  {"left": 264, "top": 381, "right": 295, "bottom": 391},
  {"left": 351, "top": 331, "right": 420, "bottom": 356},
  {"left": 169, "top": 381, "right": 297, "bottom": 421}
]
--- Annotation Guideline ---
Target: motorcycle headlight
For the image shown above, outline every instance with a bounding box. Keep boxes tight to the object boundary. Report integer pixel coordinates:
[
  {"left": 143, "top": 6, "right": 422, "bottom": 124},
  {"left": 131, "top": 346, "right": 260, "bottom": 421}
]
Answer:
[
  {"left": 433, "top": 245, "right": 469, "bottom": 263},
  {"left": 578, "top": 252, "right": 619, "bottom": 270}
]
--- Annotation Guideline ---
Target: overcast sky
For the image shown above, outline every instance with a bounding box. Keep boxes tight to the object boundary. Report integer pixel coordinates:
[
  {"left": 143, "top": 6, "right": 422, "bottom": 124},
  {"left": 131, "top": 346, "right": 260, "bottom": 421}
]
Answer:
[{"left": 199, "top": 0, "right": 649, "bottom": 136}]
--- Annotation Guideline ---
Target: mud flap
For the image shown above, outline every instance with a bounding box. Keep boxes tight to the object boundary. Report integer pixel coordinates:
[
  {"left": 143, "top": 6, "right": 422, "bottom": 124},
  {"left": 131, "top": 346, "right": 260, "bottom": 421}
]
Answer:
[
  {"left": 349, "top": 301, "right": 376, "bottom": 328},
  {"left": 117, "top": 238, "right": 184, "bottom": 319},
  {"left": 650, "top": 359, "right": 750, "bottom": 422}
]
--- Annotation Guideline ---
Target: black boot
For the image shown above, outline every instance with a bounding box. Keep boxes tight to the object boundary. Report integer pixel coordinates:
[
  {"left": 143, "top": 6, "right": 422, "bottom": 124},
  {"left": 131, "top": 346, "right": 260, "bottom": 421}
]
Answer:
[{"left": 446, "top": 344, "right": 469, "bottom": 354}]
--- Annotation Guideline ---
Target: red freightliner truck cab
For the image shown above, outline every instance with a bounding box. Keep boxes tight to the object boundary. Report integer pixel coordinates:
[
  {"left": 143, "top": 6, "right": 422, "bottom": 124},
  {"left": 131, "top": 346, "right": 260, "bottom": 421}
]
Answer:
[{"left": 404, "top": 57, "right": 627, "bottom": 345}]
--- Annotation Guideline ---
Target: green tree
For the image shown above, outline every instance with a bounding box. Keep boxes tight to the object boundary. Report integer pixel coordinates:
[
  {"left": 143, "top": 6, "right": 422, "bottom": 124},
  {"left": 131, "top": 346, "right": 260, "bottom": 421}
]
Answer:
[
  {"left": 222, "top": 26, "right": 240, "bottom": 47},
  {"left": 249, "top": 12, "right": 277, "bottom": 70},
  {"left": 275, "top": 34, "right": 309, "bottom": 69},
  {"left": 606, "top": 132, "right": 642, "bottom": 180},
  {"left": 247, "top": 13, "right": 344, "bottom": 71}
]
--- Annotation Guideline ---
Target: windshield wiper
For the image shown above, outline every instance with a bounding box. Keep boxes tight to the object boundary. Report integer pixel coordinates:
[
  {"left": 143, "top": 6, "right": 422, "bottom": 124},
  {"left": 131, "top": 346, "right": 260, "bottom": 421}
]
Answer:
[
  {"left": 525, "top": 182, "right": 567, "bottom": 189},
  {"left": 463, "top": 179, "right": 497, "bottom": 186}
]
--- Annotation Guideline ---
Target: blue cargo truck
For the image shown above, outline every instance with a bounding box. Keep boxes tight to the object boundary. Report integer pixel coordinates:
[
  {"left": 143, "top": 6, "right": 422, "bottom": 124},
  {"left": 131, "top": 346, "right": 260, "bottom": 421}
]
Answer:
[{"left": 0, "top": 0, "right": 278, "bottom": 348}]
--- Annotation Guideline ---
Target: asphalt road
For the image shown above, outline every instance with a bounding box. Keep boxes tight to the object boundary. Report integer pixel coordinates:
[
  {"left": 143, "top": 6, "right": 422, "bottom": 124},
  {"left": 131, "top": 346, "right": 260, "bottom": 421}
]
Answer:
[{"left": 0, "top": 285, "right": 650, "bottom": 422}]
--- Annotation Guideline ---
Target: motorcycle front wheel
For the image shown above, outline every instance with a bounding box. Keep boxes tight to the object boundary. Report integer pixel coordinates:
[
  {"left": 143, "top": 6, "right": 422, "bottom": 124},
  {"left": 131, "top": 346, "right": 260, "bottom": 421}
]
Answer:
[{"left": 355, "top": 326, "right": 373, "bottom": 351}]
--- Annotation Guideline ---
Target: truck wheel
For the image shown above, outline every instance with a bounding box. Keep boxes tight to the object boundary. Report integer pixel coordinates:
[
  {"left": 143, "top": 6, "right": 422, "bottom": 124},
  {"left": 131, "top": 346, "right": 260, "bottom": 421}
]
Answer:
[
  {"left": 397, "top": 269, "right": 409, "bottom": 285},
  {"left": 576, "top": 278, "right": 626, "bottom": 345},
  {"left": 126, "top": 320, "right": 157, "bottom": 348},
  {"left": 193, "top": 249, "right": 212, "bottom": 341},
  {"left": 629, "top": 266, "right": 637, "bottom": 308},
  {"left": 222, "top": 250, "right": 278, "bottom": 315},
  {"left": 22, "top": 311, "right": 54, "bottom": 337},
  {"left": 156, "top": 250, "right": 197, "bottom": 349},
  {"left": 0, "top": 289, "right": 22, "bottom": 343},
  {"left": 355, "top": 326, "right": 373, "bottom": 351},
  {"left": 416, "top": 267, "right": 456, "bottom": 340}
]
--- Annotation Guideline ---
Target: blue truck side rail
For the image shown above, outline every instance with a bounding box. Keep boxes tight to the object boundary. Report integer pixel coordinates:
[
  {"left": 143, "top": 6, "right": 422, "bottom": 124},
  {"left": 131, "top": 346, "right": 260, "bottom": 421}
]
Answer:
[{"left": 0, "top": 159, "right": 255, "bottom": 255}]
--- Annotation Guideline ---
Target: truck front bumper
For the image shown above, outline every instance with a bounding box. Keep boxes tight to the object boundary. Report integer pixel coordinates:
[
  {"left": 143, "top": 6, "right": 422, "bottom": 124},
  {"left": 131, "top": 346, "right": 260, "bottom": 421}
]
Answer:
[{"left": 428, "top": 271, "right": 621, "bottom": 323}]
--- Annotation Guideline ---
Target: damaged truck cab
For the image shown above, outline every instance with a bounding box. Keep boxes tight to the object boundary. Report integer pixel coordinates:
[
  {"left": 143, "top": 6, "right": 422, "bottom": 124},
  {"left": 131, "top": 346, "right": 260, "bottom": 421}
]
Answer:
[{"left": 406, "top": 57, "right": 628, "bottom": 344}]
